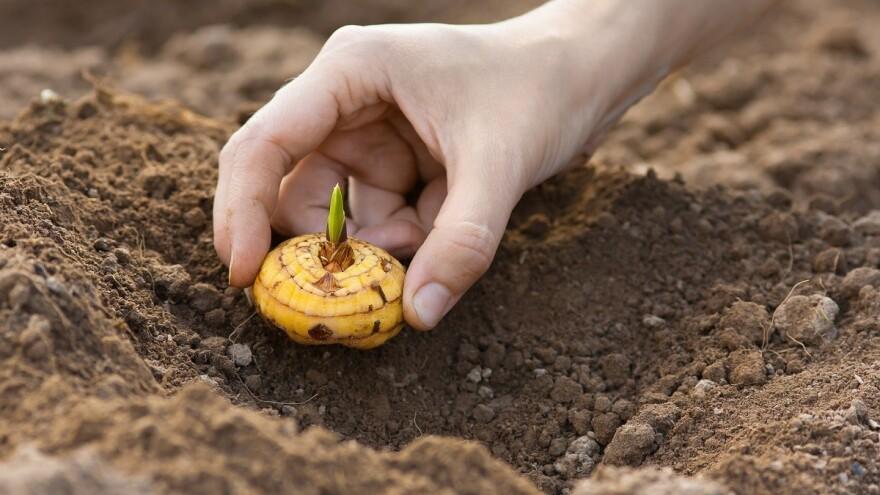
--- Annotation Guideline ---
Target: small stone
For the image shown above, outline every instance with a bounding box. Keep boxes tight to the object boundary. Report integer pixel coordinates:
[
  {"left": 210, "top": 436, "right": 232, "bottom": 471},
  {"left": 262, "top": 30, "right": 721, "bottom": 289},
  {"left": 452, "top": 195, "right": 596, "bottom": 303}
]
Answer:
[
  {"left": 847, "top": 399, "right": 867, "bottom": 424},
  {"left": 113, "top": 247, "right": 132, "bottom": 265},
  {"left": 93, "top": 237, "right": 112, "bottom": 251},
  {"left": 813, "top": 248, "right": 846, "bottom": 274},
  {"left": 853, "top": 462, "right": 867, "bottom": 477},
  {"left": 773, "top": 294, "right": 839, "bottom": 345},
  {"left": 550, "top": 376, "right": 583, "bottom": 404},
  {"left": 228, "top": 343, "right": 253, "bottom": 367},
  {"left": 554, "top": 435, "right": 600, "bottom": 478},
  {"left": 728, "top": 350, "right": 766, "bottom": 386},
  {"left": 188, "top": 283, "right": 222, "bottom": 312},
  {"left": 100, "top": 256, "right": 118, "bottom": 274},
  {"left": 204, "top": 308, "right": 226, "bottom": 327},
  {"left": 281, "top": 405, "right": 297, "bottom": 416},
  {"left": 692, "top": 379, "right": 717, "bottom": 398},
  {"left": 642, "top": 315, "right": 666, "bottom": 328},
  {"left": 473, "top": 404, "right": 496, "bottom": 423},
  {"left": 477, "top": 386, "right": 494, "bottom": 399},
  {"left": 45, "top": 277, "right": 67, "bottom": 296},
  {"left": 548, "top": 437, "right": 568, "bottom": 457},
  {"left": 603, "top": 423, "right": 657, "bottom": 466},
  {"left": 183, "top": 207, "right": 207, "bottom": 228},
  {"left": 466, "top": 366, "right": 483, "bottom": 383}
]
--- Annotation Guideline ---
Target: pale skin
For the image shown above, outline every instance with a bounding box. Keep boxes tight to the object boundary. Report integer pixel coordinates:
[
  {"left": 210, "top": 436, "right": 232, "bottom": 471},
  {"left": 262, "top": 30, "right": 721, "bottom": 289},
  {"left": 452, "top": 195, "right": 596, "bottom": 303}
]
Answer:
[{"left": 214, "top": 0, "right": 776, "bottom": 330}]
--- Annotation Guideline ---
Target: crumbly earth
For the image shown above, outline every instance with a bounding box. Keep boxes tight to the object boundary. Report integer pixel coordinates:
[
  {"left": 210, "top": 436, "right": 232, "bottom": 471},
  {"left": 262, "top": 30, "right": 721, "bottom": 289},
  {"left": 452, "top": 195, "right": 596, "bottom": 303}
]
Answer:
[{"left": 2, "top": 1, "right": 880, "bottom": 495}]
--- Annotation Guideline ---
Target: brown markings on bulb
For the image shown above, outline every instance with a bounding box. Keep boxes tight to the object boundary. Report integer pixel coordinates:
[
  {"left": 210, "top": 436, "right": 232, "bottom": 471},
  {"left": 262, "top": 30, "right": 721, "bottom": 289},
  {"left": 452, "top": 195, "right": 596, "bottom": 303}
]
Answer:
[
  {"left": 315, "top": 272, "right": 339, "bottom": 292},
  {"left": 372, "top": 320, "right": 380, "bottom": 334},
  {"left": 371, "top": 281, "right": 387, "bottom": 304},
  {"left": 308, "top": 324, "right": 333, "bottom": 340}
]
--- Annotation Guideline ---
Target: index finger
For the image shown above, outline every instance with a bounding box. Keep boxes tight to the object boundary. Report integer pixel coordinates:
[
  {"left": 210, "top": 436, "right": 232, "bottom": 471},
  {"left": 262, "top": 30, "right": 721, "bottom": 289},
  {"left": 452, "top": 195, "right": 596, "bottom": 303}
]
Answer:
[{"left": 213, "top": 66, "right": 341, "bottom": 287}]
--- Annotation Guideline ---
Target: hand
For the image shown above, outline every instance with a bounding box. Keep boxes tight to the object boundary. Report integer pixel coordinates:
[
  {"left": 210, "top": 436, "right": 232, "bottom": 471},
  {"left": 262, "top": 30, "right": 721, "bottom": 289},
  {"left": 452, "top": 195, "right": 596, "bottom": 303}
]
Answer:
[{"left": 213, "top": 0, "right": 770, "bottom": 330}]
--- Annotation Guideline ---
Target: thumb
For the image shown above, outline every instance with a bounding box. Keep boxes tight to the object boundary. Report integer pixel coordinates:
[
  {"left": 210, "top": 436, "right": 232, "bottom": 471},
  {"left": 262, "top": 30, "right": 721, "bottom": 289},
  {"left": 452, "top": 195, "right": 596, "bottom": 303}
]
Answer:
[{"left": 403, "top": 165, "right": 522, "bottom": 330}]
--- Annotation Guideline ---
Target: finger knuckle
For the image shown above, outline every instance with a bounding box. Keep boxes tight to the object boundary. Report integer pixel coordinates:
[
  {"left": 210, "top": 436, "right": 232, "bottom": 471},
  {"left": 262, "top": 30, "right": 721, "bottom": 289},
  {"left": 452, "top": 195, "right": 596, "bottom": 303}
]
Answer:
[
  {"left": 326, "top": 24, "right": 369, "bottom": 48},
  {"left": 446, "top": 222, "right": 497, "bottom": 278}
]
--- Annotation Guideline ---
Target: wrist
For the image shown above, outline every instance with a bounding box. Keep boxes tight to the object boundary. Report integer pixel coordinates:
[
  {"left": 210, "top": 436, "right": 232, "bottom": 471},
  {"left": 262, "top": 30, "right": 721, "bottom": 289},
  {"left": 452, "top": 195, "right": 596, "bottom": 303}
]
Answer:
[{"left": 498, "top": 1, "right": 674, "bottom": 154}]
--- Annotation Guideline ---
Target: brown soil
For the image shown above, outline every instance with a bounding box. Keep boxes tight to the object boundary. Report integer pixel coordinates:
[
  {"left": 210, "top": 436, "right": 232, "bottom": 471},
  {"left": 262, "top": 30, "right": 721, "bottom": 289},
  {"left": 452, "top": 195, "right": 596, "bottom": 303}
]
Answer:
[{"left": 2, "top": 1, "right": 880, "bottom": 495}]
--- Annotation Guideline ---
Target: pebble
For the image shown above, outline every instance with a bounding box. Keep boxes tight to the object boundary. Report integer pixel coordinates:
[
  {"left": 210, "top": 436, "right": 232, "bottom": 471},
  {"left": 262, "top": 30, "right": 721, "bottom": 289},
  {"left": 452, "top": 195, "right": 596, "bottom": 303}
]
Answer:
[
  {"left": 692, "top": 379, "right": 717, "bottom": 398},
  {"left": 642, "top": 314, "right": 666, "bottom": 328},
  {"left": 113, "top": 247, "right": 132, "bottom": 265},
  {"left": 228, "top": 343, "right": 252, "bottom": 367},
  {"left": 773, "top": 294, "right": 839, "bottom": 345},
  {"left": 852, "top": 462, "right": 867, "bottom": 477},
  {"left": 92, "top": 237, "right": 112, "bottom": 252},
  {"left": 477, "top": 386, "right": 494, "bottom": 399},
  {"left": 45, "top": 276, "right": 67, "bottom": 296},
  {"left": 553, "top": 435, "right": 600, "bottom": 479},
  {"left": 466, "top": 366, "right": 483, "bottom": 383}
]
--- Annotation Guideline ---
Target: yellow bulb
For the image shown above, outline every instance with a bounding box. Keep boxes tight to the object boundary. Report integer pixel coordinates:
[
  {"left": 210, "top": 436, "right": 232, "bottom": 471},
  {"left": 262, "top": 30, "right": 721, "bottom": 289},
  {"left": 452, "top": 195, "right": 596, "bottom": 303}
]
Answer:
[{"left": 251, "top": 234, "right": 406, "bottom": 349}]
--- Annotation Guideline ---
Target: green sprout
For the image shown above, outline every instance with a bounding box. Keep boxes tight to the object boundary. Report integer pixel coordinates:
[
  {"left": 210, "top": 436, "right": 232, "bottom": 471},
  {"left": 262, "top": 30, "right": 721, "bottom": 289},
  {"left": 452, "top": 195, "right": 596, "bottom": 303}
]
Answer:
[{"left": 326, "top": 183, "right": 346, "bottom": 245}]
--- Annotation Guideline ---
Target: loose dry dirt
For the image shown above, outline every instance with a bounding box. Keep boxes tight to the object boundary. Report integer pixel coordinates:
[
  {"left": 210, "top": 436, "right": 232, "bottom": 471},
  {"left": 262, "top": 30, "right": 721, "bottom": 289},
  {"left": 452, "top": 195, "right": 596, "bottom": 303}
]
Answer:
[{"left": 2, "top": 1, "right": 880, "bottom": 494}]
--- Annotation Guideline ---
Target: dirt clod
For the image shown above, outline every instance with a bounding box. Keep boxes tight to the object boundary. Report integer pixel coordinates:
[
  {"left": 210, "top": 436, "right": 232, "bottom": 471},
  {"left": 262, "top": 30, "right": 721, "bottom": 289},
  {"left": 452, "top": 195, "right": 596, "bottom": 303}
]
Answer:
[
  {"left": 603, "top": 423, "right": 657, "bottom": 466},
  {"left": 773, "top": 294, "right": 839, "bottom": 345}
]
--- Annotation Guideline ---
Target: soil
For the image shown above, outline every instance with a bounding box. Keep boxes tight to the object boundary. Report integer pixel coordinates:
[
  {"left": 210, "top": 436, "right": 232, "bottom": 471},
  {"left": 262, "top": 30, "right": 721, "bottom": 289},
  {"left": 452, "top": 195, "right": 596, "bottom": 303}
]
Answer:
[{"left": 2, "top": 1, "right": 880, "bottom": 495}]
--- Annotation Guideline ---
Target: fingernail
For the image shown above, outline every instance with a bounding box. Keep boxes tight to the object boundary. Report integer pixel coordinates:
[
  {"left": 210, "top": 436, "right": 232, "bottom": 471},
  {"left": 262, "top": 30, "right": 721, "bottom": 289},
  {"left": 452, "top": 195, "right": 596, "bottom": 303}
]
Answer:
[
  {"left": 228, "top": 251, "right": 236, "bottom": 287},
  {"left": 412, "top": 283, "right": 452, "bottom": 329}
]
